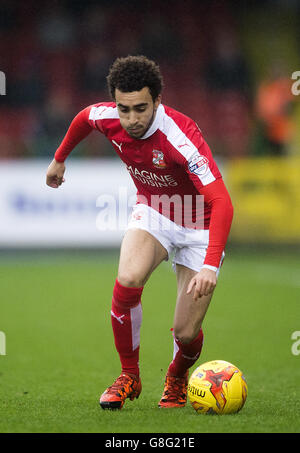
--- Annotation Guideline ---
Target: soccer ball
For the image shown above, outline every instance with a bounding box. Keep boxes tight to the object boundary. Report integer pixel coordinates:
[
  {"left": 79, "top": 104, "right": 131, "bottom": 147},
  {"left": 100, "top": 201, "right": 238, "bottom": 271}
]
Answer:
[{"left": 188, "top": 360, "right": 248, "bottom": 414}]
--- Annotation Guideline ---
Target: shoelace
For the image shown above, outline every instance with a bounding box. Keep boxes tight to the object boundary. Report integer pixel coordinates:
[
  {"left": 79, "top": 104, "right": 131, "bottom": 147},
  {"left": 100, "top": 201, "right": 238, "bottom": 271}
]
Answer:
[
  {"left": 107, "top": 375, "right": 134, "bottom": 394},
  {"left": 163, "top": 376, "right": 187, "bottom": 400}
]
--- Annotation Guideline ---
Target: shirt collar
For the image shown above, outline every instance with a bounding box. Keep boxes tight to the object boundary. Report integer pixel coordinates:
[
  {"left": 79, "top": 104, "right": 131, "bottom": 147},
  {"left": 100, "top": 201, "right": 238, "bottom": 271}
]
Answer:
[{"left": 139, "top": 103, "right": 164, "bottom": 139}]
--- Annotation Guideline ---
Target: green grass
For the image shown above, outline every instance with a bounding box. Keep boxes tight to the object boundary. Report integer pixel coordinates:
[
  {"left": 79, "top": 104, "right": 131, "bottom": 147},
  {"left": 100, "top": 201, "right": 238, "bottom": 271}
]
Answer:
[{"left": 0, "top": 249, "right": 299, "bottom": 433}]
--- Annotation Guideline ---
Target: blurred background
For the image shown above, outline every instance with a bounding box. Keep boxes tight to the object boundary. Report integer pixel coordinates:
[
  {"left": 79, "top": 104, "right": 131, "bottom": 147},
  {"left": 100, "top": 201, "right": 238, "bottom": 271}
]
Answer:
[{"left": 0, "top": 0, "right": 300, "bottom": 248}]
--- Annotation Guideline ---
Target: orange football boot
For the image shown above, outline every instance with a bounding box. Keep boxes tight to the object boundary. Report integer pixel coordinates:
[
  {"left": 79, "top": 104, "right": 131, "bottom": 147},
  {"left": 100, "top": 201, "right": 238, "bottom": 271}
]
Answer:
[
  {"left": 158, "top": 371, "right": 189, "bottom": 408},
  {"left": 100, "top": 373, "right": 142, "bottom": 410}
]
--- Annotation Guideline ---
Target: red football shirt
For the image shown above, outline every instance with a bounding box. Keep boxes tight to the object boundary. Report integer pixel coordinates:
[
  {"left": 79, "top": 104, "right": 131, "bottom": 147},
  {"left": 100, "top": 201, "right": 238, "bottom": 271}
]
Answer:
[{"left": 54, "top": 102, "right": 233, "bottom": 268}]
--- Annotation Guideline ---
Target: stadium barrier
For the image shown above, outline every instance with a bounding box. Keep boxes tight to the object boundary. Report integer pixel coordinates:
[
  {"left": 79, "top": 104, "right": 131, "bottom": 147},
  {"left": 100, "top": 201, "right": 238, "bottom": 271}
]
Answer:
[
  {"left": 1, "top": 157, "right": 299, "bottom": 247},
  {"left": 0, "top": 159, "right": 136, "bottom": 247},
  {"left": 226, "top": 157, "right": 300, "bottom": 242}
]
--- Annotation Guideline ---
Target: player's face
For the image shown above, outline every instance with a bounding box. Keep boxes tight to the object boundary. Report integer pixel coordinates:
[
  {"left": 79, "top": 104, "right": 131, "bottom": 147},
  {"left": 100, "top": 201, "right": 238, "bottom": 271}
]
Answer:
[{"left": 115, "top": 87, "right": 161, "bottom": 139}]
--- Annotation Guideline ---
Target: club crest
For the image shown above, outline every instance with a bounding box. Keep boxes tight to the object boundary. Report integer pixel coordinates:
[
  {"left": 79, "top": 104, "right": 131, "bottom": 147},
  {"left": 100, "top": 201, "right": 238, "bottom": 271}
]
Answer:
[{"left": 152, "top": 150, "right": 167, "bottom": 168}]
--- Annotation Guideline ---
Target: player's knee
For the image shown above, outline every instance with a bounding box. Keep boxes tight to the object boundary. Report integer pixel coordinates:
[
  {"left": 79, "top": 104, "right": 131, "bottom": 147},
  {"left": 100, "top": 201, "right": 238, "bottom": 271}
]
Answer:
[
  {"left": 173, "top": 327, "right": 198, "bottom": 345},
  {"left": 117, "top": 271, "right": 145, "bottom": 288}
]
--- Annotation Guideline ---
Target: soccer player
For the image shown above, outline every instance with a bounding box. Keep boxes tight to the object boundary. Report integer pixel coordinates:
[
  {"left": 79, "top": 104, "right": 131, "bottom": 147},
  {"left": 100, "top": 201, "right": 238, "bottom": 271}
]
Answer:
[{"left": 46, "top": 56, "right": 233, "bottom": 410}]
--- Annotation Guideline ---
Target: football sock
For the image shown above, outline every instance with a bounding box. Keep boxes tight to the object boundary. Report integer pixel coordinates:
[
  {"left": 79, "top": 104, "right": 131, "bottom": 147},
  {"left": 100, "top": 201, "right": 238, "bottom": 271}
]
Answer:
[
  {"left": 167, "top": 328, "right": 204, "bottom": 377},
  {"left": 111, "top": 279, "right": 143, "bottom": 378}
]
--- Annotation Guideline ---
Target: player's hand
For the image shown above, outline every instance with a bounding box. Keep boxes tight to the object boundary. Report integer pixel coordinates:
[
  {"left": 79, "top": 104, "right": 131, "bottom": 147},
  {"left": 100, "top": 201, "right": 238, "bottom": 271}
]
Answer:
[
  {"left": 186, "top": 268, "right": 217, "bottom": 301},
  {"left": 46, "top": 159, "right": 66, "bottom": 188}
]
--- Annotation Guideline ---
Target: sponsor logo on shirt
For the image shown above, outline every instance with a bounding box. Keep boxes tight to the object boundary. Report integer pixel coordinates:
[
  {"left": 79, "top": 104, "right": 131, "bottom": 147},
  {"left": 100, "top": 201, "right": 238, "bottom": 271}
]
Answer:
[
  {"left": 188, "top": 155, "right": 209, "bottom": 176},
  {"left": 178, "top": 140, "right": 190, "bottom": 149},
  {"left": 152, "top": 150, "right": 167, "bottom": 168},
  {"left": 126, "top": 165, "right": 178, "bottom": 187},
  {"left": 112, "top": 140, "right": 123, "bottom": 153}
]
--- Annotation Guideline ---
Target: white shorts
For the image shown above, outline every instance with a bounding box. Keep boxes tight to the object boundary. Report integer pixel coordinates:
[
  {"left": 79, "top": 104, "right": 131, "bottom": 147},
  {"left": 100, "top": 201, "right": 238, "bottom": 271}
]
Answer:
[{"left": 127, "top": 204, "right": 224, "bottom": 275}]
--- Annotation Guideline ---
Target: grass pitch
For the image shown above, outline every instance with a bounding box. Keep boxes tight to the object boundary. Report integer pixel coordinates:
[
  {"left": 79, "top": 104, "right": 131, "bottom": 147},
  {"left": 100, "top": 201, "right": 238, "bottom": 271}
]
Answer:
[{"left": 0, "top": 248, "right": 299, "bottom": 433}]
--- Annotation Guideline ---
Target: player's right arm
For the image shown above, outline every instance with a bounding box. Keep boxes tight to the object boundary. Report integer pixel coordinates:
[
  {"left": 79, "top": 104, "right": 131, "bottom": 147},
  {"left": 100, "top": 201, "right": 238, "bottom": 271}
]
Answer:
[
  {"left": 46, "top": 158, "right": 66, "bottom": 188},
  {"left": 46, "top": 105, "right": 97, "bottom": 188}
]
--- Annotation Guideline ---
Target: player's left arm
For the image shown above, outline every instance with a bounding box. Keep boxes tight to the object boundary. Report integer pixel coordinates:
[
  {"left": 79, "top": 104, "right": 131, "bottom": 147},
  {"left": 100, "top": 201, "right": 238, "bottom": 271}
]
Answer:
[
  {"left": 187, "top": 178, "right": 234, "bottom": 300},
  {"left": 179, "top": 129, "right": 233, "bottom": 300},
  {"left": 170, "top": 120, "right": 234, "bottom": 300}
]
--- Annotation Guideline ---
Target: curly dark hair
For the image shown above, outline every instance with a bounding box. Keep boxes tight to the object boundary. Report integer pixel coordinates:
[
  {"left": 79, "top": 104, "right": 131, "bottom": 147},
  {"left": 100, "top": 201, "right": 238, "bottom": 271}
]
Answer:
[{"left": 107, "top": 55, "right": 163, "bottom": 102}]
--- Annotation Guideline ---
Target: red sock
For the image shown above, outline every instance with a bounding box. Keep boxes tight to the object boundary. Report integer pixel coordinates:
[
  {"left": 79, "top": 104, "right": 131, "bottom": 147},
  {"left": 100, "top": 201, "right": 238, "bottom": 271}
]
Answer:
[
  {"left": 111, "top": 279, "right": 143, "bottom": 378},
  {"left": 167, "top": 328, "right": 204, "bottom": 377}
]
